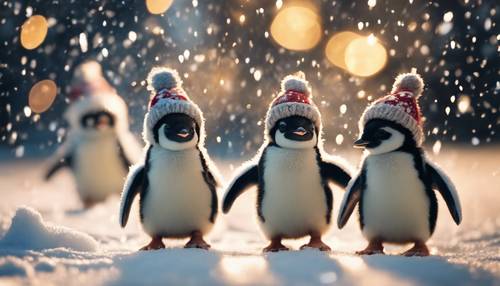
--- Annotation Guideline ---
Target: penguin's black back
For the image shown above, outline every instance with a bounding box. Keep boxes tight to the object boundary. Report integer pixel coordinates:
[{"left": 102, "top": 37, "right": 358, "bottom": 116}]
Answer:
[
  {"left": 256, "top": 147, "right": 268, "bottom": 222},
  {"left": 139, "top": 146, "right": 153, "bottom": 222},
  {"left": 314, "top": 146, "right": 334, "bottom": 224},
  {"left": 197, "top": 147, "right": 218, "bottom": 223}
]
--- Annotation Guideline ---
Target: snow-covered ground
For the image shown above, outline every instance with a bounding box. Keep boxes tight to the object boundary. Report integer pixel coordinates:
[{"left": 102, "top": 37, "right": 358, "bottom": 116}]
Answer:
[{"left": 0, "top": 146, "right": 498, "bottom": 285}]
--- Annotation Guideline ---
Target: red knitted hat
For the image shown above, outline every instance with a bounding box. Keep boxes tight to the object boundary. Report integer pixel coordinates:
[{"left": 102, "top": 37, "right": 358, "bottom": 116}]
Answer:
[
  {"left": 265, "top": 72, "right": 321, "bottom": 136},
  {"left": 360, "top": 73, "right": 425, "bottom": 145},
  {"left": 143, "top": 67, "right": 204, "bottom": 145}
]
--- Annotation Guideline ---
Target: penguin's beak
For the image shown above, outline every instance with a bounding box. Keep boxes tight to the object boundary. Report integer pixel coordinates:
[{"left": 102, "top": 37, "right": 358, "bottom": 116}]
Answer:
[
  {"left": 353, "top": 138, "right": 370, "bottom": 148},
  {"left": 177, "top": 129, "right": 190, "bottom": 138},
  {"left": 292, "top": 127, "right": 307, "bottom": 136},
  {"left": 96, "top": 120, "right": 108, "bottom": 130}
]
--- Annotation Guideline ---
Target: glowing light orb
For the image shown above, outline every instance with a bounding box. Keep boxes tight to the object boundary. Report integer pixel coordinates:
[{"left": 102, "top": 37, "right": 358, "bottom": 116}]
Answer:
[
  {"left": 270, "top": 4, "right": 322, "bottom": 51},
  {"left": 28, "top": 80, "right": 57, "bottom": 113},
  {"left": 325, "top": 31, "right": 362, "bottom": 69},
  {"left": 344, "top": 35, "right": 387, "bottom": 77},
  {"left": 145, "top": 0, "right": 173, "bottom": 15},
  {"left": 20, "top": 15, "right": 48, "bottom": 50}
]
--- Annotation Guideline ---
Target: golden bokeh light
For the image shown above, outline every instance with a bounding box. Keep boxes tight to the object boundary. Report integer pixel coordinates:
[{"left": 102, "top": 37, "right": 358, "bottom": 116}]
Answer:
[
  {"left": 28, "top": 80, "right": 57, "bottom": 113},
  {"left": 145, "top": 0, "right": 174, "bottom": 15},
  {"left": 344, "top": 35, "right": 388, "bottom": 77},
  {"left": 325, "top": 31, "right": 362, "bottom": 69},
  {"left": 326, "top": 32, "right": 388, "bottom": 77},
  {"left": 20, "top": 15, "right": 48, "bottom": 50},
  {"left": 270, "top": 4, "right": 322, "bottom": 51}
]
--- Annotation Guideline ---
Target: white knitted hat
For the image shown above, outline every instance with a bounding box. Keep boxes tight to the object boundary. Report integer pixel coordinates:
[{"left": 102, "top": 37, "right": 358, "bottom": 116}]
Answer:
[
  {"left": 142, "top": 67, "right": 204, "bottom": 144},
  {"left": 65, "top": 61, "right": 128, "bottom": 132},
  {"left": 359, "top": 73, "right": 425, "bottom": 145},
  {"left": 265, "top": 72, "right": 322, "bottom": 136}
]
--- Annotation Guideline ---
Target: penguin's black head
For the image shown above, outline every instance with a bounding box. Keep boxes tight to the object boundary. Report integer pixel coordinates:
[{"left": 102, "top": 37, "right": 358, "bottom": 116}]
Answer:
[
  {"left": 354, "top": 119, "right": 416, "bottom": 154},
  {"left": 153, "top": 113, "right": 200, "bottom": 150},
  {"left": 80, "top": 110, "right": 115, "bottom": 131},
  {"left": 270, "top": 116, "right": 317, "bottom": 149}
]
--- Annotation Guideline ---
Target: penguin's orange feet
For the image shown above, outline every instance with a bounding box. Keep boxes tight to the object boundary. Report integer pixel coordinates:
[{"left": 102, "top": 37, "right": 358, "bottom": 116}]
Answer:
[
  {"left": 300, "top": 233, "right": 331, "bottom": 251},
  {"left": 401, "top": 241, "right": 430, "bottom": 257},
  {"left": 140, "top": 236, "right": 165, "bottom": 251},
  {"left": 184, "top": 231, "right": 210, "bottom": 250},
  {"left": 263, "top": 237, "right": 289, "bottom": 252},
  {"left": 356, "top": 239, "right": 384, "bottom": 255}
]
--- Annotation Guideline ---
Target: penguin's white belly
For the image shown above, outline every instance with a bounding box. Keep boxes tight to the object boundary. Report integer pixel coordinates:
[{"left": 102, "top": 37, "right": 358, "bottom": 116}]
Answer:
[
  {"left": 362, "top": 152, "right": 430, "bottom": 243},
  {"left": 142, "top": 147, "right": 213, "bottom": 237},
  {"left": 74, "top": 134, "right": 127, "bottom": 201},
  {"left": 260, "top": 147, "right": 328, "bottom": 239}
]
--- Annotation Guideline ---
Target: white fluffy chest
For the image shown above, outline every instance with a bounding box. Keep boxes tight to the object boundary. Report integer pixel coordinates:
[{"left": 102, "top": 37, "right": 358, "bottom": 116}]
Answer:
[
  {"left": 362, "top": 152, "right": 430, "bottom": 242},
  {"left": 260, "top": 146, "right": 328, "bottom": 238},
  {"left": 142, "top": 147, "right": 213, "bottom": 237},
  {"left": 73, "top": 133, "right": 126, "bottom": 199}
]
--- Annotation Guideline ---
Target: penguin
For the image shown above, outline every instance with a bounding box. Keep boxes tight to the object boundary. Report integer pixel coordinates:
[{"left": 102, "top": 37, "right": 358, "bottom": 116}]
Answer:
[
  {"left": 222, "top": 73, "right": 351, "bottom": 252},
  {"left": 119, "top": 67, "right": 219, "bottom": 250},
  {"left": 45, "top": 61, "right": 141, "bottom": 208},
  {"left": 337, "top": 73, "right": 462, "bottom": 256}
]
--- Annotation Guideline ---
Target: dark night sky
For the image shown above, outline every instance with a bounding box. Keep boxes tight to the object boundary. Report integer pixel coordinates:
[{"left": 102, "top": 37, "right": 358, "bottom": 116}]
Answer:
[{"left": 0, "top": 0, "right": 498, "bottom": 159}]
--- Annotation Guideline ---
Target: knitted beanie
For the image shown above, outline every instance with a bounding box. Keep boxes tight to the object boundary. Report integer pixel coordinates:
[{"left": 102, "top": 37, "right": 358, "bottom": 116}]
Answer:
[
  {"left": 142, "top": 67, "right": 204, "bottom": 144},
  {"left": 65, "top": 61, "right": 128, "bottom": 132},
  {"left": 265, "top": 72, "right": 322, "bottom": 135},
  {"left": 359, "top": 73, "right": 425, "bottom": 145}
]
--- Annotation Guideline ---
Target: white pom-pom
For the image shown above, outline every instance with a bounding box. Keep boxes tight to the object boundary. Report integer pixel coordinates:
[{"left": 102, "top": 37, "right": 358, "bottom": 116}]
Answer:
[
  {"left": 281, "top": 71, "right": 311, "bottom": 95},
  {"left": 147, "top": 67, "right": 182, "bottom": 92},
  {"left": 392, "top": 73, "right": 424, "bottom": 97}
]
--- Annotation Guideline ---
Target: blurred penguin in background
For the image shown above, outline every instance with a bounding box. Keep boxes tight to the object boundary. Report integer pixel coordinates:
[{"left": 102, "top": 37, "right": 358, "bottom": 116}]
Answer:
[{"left": 45, "top": 61, "right": 141, "bottom": 208}]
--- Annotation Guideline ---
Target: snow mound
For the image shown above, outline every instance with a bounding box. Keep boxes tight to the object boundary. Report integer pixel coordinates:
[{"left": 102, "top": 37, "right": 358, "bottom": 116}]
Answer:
[
  {"left": 0, "top": 207, "right": 98, "bottom": 252},
  {"left": 0, "top": 256, "right": 34, "bottom": 277}
]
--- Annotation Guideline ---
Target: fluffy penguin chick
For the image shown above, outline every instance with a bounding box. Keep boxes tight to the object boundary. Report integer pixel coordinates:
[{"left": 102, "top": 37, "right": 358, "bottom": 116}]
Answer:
[
  {"left": 45, "top": 93, "right": 140, "bottom": 208},
  {"left": 119, "top": 68, "right": 219, "bottom": 250},
  {"left": 222, "top": 73, "right": 351, "bottom": 252},
  {"left": 337, "top": 73, "right": 462, "bottom": 256}
]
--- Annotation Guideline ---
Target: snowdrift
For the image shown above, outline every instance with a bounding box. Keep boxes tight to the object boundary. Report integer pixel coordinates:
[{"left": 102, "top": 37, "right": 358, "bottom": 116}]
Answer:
[{"left": 0, "top": 207, "right": 98, "bottom": 252}]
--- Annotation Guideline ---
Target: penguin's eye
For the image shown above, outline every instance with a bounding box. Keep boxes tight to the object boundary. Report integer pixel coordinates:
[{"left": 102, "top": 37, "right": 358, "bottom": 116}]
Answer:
[
  {"left": 374, "top": 129, "right": 391, "bottom": 140},
  {"left": 278, "top": 121, "right": 287, "bottom": 132},
  {"left": 162, "top": 124, "right": 170, "bottom": 132}
]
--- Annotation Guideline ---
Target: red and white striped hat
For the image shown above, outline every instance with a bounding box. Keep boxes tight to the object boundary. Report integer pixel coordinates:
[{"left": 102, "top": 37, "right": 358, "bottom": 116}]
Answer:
[
  {"left": 359, "top": 73, "right": 425, "bottom": 145},
  {"left": 143, "top": 67, "right": 204, "bottom": 144},
  {"left": 265, "top": 72, "right": 322, "bottom": 136}
]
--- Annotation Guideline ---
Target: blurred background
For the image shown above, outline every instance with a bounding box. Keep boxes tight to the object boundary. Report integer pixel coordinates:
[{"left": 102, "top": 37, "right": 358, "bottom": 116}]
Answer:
[
  {"left": 0, "top": 0, "right": 498, "bottom": 160},
  {"left": 0, "top": 2, "right": 499, "bottom": 284}
]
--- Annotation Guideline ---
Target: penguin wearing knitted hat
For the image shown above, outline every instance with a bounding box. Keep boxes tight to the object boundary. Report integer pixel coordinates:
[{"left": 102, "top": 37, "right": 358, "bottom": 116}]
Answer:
[
  {"left": 337, "top": 73, "right": 462, "bottom": 256},
  {"left": 223, "top": 72, "right": 351, "bottom": 252},
  {"left": 45, "top": 61, "right": 141, "bottom": 208},
  {"left": 119, "top": 67, "right": 220, "bottom": 250}
]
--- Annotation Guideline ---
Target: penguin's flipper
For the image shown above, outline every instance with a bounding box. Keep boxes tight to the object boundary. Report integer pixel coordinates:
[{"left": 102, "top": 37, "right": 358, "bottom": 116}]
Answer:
[
  {"left": 320, "top": 161, "right": 352, "bottom": 188},
  {"left": 337, "top": 170, "right": 365, "bottom": 228},
  {"left": 222, "top": 164, "right": 258, "bottom": 213},
  {"left": 426, "top": 161, "right": 462, "bottom": 225},
  {"left": 45, "top": 154, "right": 73, "bottom": 181},
  {"left": 119, "top": 164, "right": 146, "bottom": 227}
]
